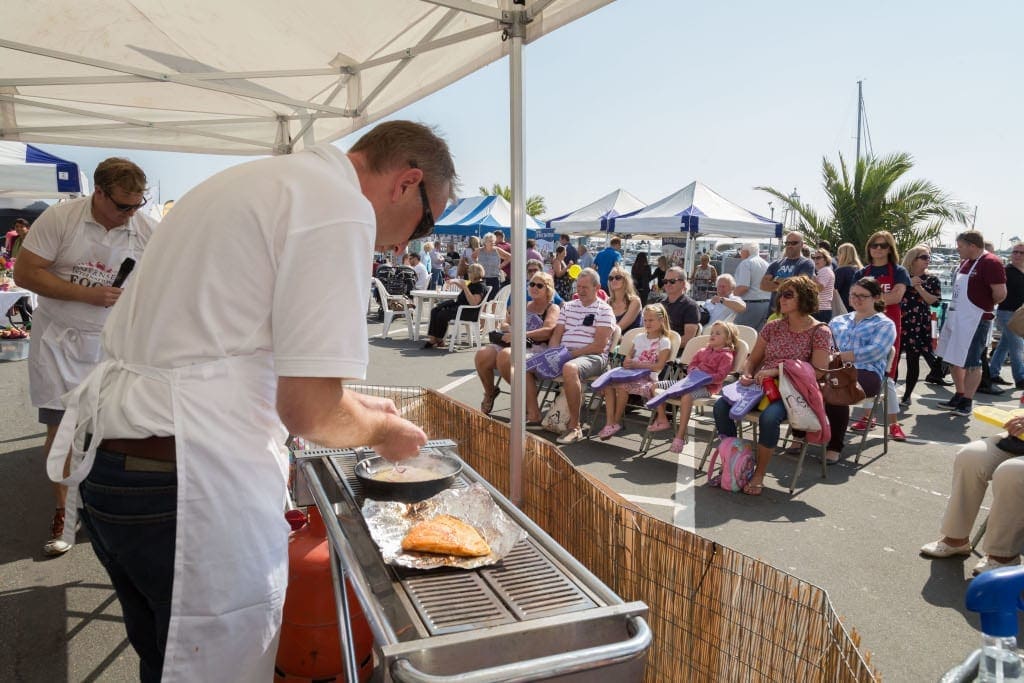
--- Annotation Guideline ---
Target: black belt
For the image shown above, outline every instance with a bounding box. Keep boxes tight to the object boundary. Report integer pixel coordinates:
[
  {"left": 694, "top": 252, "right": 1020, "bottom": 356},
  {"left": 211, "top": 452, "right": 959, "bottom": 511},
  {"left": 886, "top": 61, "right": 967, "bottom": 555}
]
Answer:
[{"left": 99, "top": 436, "right": 177, "bottom": 462}]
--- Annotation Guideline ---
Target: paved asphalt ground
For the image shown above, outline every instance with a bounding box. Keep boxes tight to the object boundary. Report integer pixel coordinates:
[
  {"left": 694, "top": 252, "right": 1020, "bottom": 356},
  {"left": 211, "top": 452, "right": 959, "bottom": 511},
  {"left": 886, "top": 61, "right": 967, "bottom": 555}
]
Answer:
[{"left": 3, "top": 310, "right": 1023, "bottom": 681}]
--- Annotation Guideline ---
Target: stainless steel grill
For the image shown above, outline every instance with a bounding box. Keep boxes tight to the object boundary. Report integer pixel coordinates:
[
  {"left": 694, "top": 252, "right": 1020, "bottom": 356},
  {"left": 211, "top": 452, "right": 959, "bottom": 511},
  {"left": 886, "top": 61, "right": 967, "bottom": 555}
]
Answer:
[{"left": 296, "top": 441, "right": 650, "bottom": 682}]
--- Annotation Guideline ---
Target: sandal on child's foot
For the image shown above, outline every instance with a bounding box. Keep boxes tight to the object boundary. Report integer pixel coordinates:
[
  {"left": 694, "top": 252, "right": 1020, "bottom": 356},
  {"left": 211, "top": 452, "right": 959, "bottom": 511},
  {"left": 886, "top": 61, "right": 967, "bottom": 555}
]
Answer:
[
  {"left": 742, "top": 480, "right": 764, "bottom": 496},
  {"left": 784, "top": 441, "right": 805, "bottom": 455},
  {"left": 648, "top": 419, "right": 671, "bottom": 432},
  {"left": 668, "top": 437, "right": 687, "bottom": 453}
]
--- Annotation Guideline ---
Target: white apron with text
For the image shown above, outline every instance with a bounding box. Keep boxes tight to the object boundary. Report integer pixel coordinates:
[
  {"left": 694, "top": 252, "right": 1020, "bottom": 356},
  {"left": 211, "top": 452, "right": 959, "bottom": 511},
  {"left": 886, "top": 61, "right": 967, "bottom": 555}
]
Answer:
[
  {"left": 47, "top": 351, "right": 289, "bottom": 682},
  {"left": 936, "top": 256, "right": 985, "bottom": 367}
]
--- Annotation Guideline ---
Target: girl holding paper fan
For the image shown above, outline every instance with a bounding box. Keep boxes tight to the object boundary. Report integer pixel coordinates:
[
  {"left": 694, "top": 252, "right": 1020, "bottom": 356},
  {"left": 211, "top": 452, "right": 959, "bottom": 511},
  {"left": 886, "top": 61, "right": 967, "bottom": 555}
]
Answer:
[
  {"left": 663, "top": 321, "right": 740, "bottom": 453},
  {"left": 597, "top": 304, "right": 672, "bottom": 440}
]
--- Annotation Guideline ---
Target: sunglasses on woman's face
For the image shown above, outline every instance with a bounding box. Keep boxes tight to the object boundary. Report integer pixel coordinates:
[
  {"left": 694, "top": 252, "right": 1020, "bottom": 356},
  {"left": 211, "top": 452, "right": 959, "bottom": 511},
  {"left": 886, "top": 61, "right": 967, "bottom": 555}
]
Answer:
[
  {"left": 528, "top": 281, "right": 545, "bottom": 289},
  {"left": 779, "top": 290, "right": 796, "bottom": 300},
  {"left": 869, "top": 242, "right": 890, "bottom": 250},
  {"left": 608, "top": 275, "right": 624, "bottom": 281},
  {"left": 917, "top": 254, "right": 930, "bottom": 261}
]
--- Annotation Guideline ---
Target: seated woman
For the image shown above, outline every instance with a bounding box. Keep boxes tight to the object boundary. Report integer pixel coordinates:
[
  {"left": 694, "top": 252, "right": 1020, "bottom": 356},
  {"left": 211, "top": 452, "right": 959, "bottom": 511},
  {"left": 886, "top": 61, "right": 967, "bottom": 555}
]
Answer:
[
  {"left": 422, "top": 263, "right": 487, "bottom": 349},
  {"left": 820, "top": 277, "right": 897, "bottom": 463},
  {"left": 607, "top": 266, "right": 642, "bottom": 331},
  {"left": 596, "top": 303, "right": 673, "bottom": 440},
  {"left": 920, "top": 414, "right": 1024, "bottom": 575},
  {"left": 712, "top": 275, "right": 832, "bottom": 496},
  {"left": 475, "top": 272, "right": 560, "bottom": 415}
]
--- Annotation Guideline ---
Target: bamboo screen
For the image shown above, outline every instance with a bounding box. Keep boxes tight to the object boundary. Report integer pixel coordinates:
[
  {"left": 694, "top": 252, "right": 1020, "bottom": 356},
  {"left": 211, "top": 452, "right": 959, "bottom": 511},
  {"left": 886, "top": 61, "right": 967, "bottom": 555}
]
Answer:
[{"left": 353, "top": 385, "right": 878, "bottom": 682}]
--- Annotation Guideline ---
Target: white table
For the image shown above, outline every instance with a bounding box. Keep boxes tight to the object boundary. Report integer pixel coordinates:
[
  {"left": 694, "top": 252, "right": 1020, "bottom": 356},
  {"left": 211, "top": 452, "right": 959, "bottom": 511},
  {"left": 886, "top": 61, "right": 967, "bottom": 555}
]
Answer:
[
  {"left": 409, "top": 289, "right": 459, "bottom": 341},
  {"left": 0, "top": 287, "right": 37, "bottom": 322}
]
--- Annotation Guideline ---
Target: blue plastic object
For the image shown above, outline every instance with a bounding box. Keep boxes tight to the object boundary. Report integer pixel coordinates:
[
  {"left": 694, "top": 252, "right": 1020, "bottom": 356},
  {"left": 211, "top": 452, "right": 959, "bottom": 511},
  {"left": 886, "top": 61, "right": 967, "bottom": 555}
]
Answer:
[{"left": 966, "top": 566, "right": 1024, "bottom": 638}]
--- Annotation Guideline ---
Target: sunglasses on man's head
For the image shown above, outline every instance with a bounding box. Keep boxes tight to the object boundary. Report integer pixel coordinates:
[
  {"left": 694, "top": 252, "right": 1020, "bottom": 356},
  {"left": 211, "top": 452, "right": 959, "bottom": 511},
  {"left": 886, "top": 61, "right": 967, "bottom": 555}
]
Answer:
[
  {"left": 869, "top": 242, "right": 890, "bottom": 250},
  {"left": 407, "top": 162, "right": 435, "bottom": 241}
]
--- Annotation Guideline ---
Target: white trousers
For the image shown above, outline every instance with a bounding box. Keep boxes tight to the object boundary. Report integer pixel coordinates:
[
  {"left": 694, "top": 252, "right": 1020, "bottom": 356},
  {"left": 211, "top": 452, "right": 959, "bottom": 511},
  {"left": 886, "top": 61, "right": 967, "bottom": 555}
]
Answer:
[{"left": 940, "top": 437, "right": 1024, "bottom": 557}]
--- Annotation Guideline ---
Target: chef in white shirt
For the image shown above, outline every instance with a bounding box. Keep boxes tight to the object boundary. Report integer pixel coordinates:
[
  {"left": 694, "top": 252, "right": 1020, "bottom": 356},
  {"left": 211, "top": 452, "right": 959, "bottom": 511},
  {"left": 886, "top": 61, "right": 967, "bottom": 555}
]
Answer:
[
  {"left": 14, "top": 157, "right": 155, "bottom": 557},
  {"left": 46, "top": 121, "right": 456, "bottom": 682},
  {"left": 409, "top": 252, "right": 430, "bottom": 289}
]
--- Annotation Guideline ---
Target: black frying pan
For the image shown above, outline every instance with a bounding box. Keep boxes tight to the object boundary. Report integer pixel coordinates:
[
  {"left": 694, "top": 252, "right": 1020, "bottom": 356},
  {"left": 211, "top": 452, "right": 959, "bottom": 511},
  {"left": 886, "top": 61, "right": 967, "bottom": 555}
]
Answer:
[{"left": 354, "top": 450, "right": 462, "bottom": 502}]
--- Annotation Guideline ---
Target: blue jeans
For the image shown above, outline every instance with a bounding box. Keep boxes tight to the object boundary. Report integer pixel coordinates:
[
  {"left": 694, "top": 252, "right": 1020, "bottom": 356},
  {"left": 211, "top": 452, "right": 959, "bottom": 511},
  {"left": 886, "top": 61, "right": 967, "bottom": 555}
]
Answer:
[
  {"left": 989, "top": 310, "right": 1024, "bottom": 381},
  {"left": 964, "top": 318, "right": 993, "bottom": 369},
  {"left": 79, "top": 449, "right": 177, "bottom": 683},
  {"left": 713, "top": 396, "right": 788, "bottom": 448}
]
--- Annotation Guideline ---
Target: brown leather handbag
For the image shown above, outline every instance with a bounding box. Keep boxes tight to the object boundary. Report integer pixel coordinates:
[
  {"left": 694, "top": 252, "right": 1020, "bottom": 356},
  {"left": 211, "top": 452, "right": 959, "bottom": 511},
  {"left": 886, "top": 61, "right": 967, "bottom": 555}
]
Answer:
[{"left": 817, "top": 355, "right": 866, "bottom": 406}]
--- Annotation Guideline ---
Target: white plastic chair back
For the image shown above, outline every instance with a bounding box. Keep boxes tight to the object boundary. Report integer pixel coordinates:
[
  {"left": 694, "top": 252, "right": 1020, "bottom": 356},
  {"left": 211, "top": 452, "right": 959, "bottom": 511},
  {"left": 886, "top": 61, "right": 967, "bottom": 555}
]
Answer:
[
  {"left": 678, "top": 335, "right": 711, "bottom": 365},
  {"left": 736, "top": 325, "right": 759, "bottom": 355},
  {"left": 447, "top": 285, "right": 493, "bottom": 351},
  {"left": 617, "top": 327, "right": 644, "bottom": 361},
  {"left": 372, "top": 277, "right": 413, "bottom": 339}
]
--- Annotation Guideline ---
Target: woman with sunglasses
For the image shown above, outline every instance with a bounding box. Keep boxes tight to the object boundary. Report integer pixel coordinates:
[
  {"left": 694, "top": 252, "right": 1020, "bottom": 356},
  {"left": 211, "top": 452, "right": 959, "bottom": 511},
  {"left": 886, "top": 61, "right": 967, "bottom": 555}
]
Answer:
[
  {"left": 812, "top": 248, "right": 835, "bottom": 322},
  {"left": 853, "top": 231, "right": 911, "bottom": 440},
  {"left": 823, "top": 277, "right": 897, "bottom": 463},
  {"left": 606, "top": 266, "right": 642, "bottom": 331},
  {"left": 712, "top": 275, "right": 832, "bottom": 495},
  {"left": 475, "top": 272, "right": 559, "bottom": 414},
  {"left": 898, "top": 245, "right": 945, "bottom": 404}
]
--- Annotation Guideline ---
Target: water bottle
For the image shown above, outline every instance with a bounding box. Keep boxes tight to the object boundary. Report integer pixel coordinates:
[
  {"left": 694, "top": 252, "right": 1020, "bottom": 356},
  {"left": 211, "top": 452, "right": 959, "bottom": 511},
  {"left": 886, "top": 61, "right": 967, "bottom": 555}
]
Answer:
[{"left": 966, "top": 566, "right": 1024, "bottom": 682}]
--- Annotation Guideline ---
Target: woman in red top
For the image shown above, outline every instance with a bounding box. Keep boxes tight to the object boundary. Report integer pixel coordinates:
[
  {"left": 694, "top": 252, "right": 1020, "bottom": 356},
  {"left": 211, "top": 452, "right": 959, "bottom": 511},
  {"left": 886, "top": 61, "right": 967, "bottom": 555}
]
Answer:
[{"left": 852, "top": 230, "right": 911, "bottom": 441}]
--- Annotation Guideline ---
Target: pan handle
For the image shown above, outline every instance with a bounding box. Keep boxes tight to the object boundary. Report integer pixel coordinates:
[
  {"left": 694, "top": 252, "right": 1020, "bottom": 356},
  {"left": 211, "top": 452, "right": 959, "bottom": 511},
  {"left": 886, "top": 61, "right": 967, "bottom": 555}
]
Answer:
[{"left": 389, "top": 615, "right": 651, "bottom": 683}]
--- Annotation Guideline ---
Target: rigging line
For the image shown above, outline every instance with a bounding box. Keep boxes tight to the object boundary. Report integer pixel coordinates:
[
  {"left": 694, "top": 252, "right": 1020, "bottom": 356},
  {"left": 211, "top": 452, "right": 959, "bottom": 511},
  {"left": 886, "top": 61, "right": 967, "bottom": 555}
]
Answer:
[{"left": 860, "top": 98, "right": 874, "bottom": 157}]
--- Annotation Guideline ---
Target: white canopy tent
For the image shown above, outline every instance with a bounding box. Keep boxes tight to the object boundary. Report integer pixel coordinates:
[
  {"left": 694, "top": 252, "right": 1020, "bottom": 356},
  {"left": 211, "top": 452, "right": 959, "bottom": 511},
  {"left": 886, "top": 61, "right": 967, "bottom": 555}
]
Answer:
[
  {"left": 0, "top": 0, "right": 613, "bottom": 507},
  {"left": 0, "top": 140, "right": 88, "bottom": 198},
  {"left": 545, "top": 188, "right": 646, "bottom": 235}
]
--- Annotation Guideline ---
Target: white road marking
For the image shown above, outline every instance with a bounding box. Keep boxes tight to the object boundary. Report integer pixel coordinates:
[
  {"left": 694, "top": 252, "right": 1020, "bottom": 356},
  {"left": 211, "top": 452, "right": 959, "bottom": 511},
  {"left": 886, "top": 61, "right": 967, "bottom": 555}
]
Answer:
[{"left": 437, "top": 373, "right": 477, "bottom": 394}]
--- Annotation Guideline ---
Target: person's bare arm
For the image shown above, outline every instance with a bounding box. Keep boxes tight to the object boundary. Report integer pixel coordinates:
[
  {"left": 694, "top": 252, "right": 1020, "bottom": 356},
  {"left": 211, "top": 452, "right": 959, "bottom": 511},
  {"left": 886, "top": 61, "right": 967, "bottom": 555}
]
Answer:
[
  {"left": 548, "top": 323, "right": 566, "bottom": 348},
  {"left": 529, "top": 303, "right": 560, "bottom": 343},
  {"left": 734, "top": 285, "right": 750, "bottom": 296},
  {"left": 13, "top": 247, "right": 121, "bottom": 307},
  {"left": 721, "top": 296, "right": 746, "bottom": 313},
  {"left": 992, "top": 283, "right": 1008, "bottom": 305},
  {"left": 276, "top": 377, "right": 426, "bottom": 461},
  {"left": 617, "top": 299, "right": 642, "bottom": 330},
  {"left": 570, "top": 325, "right": 613, "bottom": 358},
  {"left": 882, "top": 283, "right": 906, "bottom": 307},
  {"left": 680, "top": 323, "right": 699, "bottom": 350},
  {"left": 759, "top": 272, "right": 779, "bottom": 292}
]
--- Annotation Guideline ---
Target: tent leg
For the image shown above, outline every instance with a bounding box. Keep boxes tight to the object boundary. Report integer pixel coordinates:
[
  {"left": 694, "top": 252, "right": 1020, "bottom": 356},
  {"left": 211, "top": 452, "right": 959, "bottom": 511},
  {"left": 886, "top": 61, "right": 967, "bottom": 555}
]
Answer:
[{"left": 508, "top": 11, "right": 526, "bottom": 507}]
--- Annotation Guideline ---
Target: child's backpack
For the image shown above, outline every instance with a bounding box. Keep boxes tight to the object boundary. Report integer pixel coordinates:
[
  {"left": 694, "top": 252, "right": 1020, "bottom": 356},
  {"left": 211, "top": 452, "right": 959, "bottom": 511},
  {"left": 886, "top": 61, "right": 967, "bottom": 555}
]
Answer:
[{"left": 706, "top": 436, "right": 755, "bottom": 492}]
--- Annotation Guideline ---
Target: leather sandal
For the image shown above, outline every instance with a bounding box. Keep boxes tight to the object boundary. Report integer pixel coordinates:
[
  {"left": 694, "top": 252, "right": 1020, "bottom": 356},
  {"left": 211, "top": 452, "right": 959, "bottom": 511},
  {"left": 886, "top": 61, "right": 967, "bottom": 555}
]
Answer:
[
  {"left": 480, "top": 386, "right": 499, "bottom": 415},
  {"left": 742, "top": 480, "right": 764, "bottom": 496}
]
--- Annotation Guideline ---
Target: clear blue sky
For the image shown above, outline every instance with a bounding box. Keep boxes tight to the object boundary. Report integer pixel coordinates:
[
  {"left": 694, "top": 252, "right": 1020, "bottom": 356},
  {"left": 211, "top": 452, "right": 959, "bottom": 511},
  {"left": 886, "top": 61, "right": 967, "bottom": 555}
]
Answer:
[{"left": 47, "top": 0, "right": 1024, "bottom": 246}]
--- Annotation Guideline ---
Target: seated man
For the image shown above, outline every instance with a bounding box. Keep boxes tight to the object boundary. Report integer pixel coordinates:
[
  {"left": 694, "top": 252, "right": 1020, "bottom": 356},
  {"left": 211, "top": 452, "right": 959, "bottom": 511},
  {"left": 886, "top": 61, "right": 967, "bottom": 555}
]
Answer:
[
  {"left": 920, "top": 414, "right": 1024, "bottom": 575},
  {"left": 525, "top": 268, "right": 615, "bottom": 445},
  {"left": 702, "top": 273, "right": 747, "bottom": 325},
  {"left": 409, "top": 253, "right": 430, "bottom": 290}
]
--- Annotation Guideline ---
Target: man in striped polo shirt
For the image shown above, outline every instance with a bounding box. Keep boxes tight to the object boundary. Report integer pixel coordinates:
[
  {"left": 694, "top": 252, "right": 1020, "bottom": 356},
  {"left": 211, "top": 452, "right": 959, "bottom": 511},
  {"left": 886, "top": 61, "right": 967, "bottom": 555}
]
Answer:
[{"left": 525, "top": 268, "right": 616, "bottom": 444}]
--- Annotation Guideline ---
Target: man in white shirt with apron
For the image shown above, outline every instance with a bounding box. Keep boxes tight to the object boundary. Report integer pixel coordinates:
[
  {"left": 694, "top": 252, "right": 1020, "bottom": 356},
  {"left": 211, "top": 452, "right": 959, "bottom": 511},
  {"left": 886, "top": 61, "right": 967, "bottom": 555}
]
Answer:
[
  {"left": 13, "top": 158, "right": 155, "bottom": 556},
  {"left": 935, "top": 230, "right": 1007, "bottom": 416},
  {"left": 46, "top": 121, "right": 455, "bottom": 683}
]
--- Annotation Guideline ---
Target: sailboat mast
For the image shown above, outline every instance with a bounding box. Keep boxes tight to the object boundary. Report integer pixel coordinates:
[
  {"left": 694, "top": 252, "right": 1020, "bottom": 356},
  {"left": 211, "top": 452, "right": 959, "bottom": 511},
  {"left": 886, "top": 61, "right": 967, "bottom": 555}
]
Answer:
[{"left": 856, "top": 80, "right": 863, "bottom": 161}]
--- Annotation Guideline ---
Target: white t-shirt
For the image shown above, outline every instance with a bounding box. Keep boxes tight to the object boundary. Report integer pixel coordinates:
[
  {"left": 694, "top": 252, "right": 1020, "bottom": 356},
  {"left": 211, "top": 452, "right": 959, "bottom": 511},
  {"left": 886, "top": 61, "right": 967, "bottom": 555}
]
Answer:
[
  {"left": 630, "top": 333, "right": 672, "bottom": 380},
  {"left": 412, "top": 261, "right": 430, "bottom": 290},
  {"left": 97, "top": 145, "right": 374, "bottom": 437},
  {"left": 21, "top": 195, "right": 156, "bottom": 331},
  {"left": 557, "top": 298, "right": 616, "bottom": 354},
  {"left": 703, "top": 293, "right": 744, "bottom": 325}
]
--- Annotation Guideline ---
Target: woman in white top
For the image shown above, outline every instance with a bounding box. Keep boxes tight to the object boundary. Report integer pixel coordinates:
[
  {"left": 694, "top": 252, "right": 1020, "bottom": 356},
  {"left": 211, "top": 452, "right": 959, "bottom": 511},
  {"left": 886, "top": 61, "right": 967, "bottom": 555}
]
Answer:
[{"left": 812, "top": 248, "right": 835, "bottom": 322}]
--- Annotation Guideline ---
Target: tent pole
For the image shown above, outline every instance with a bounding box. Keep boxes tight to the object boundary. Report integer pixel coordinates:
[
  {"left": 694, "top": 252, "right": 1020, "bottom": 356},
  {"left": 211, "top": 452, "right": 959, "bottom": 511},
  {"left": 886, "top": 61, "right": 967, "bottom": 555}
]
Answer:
[{"left": 508, "top": 9, "right": 526, "bottom": 507}]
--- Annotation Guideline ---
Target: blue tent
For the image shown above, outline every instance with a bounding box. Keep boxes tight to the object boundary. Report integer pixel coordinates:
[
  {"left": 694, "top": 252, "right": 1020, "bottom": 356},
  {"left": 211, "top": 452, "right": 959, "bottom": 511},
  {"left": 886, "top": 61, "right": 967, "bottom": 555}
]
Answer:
[
  {"left": 0, "top": 141, "right": 88, "bottom": 198},
  {"left": 433, "top": 195, "right": 542, "bottom": 239}
]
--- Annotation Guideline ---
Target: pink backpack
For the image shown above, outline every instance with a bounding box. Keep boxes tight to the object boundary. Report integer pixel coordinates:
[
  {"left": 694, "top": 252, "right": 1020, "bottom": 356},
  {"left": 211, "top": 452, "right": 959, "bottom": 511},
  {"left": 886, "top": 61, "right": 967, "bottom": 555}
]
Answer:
[{"left": 707, "top": 437, "right": 755, "bottom": 492}]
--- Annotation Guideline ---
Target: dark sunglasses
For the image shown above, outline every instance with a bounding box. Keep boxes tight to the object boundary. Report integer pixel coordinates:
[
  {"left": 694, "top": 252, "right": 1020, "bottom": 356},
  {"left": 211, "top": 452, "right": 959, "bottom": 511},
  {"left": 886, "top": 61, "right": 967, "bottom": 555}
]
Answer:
[
  {"left": 608, "top": 275, "right": 624, "bottom": 281},
  {"left": 528, "top": 281, "right": 546, "bottom": 289},
  {"left": 779, "top": 290, "right": 797, "bottom": 299},
  {"left": 104, "top": 188, "right": 148, "bottom": 213},
  {"left": 663, "top": 278, "right": 683, "bottom": 285},
  {"left": 917, "top": 254, "right": 931, "bottom": 260},
  {"left": 784, "top": 240, "right": 801, "bottom": 246},
  {"left": 869, "top": 242, "right": 890, "bottom": 250},
  {"left": 813, "top": 254, "right": 825, "bottom": 260},
  {"left": 1013, "top": 250, "right": 1024, "bottom": 255},
  {"left": 407, "top": 162, "right": 435, "bottom": 241}
]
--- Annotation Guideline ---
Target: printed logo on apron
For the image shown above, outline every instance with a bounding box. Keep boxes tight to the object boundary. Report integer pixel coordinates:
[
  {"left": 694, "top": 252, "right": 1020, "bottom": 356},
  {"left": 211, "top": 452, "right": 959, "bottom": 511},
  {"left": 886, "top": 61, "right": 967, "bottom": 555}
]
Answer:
[{"left": 69, "top": 260, "right": 117, "bottom": 287}]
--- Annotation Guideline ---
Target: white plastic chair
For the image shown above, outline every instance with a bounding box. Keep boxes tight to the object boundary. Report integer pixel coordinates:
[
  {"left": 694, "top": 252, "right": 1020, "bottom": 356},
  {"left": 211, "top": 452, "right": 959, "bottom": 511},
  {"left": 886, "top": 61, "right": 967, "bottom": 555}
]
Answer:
[
  {"left": 735, "top": 325, "right": 759, "bottom": 356},
  {"left": 446, "top": 285, "right": 492, "bottom": 351},
  {"left": 480, "top": 284, "right": 512, "bottom": 333},
  {"left": 372, "top": 277, "right": 414, "bottom": 339}
]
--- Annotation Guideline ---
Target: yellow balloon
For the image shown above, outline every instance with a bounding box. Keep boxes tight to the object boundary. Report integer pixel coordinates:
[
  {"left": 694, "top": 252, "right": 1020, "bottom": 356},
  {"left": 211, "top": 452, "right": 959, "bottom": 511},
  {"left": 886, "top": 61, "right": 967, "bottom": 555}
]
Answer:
[{"left": 567, "top": 264, "right": 582, "bottom": 279}]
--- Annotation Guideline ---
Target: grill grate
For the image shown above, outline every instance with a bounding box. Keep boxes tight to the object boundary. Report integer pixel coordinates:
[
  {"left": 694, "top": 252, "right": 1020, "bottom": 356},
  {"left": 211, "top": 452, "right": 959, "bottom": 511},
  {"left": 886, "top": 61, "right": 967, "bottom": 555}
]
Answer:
[
  {"left": 400, "top": 570, "right": 515, "bottom": 635},
  {"left": 480, "top": 542, "right": 597, "bottom": 620}
]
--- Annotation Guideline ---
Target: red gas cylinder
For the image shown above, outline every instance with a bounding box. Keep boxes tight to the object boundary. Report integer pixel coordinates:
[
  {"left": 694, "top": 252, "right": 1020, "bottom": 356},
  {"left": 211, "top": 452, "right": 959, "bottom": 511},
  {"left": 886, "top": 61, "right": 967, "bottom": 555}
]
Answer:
[{"left": 275, "top": 507, "right": 374, "bottom": 683}]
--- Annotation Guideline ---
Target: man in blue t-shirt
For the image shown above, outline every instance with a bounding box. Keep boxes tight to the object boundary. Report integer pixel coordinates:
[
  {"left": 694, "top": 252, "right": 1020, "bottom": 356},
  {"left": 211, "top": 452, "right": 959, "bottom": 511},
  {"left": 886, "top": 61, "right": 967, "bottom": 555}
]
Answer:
[
  {"left": 593, "top": 237, "right": 623, "bottom": 290},
  {"left": 558, "top": 234, "right": 579, "bottom": 266},
  {"left": 759, "top": 231, "right": 816, "bottom": 309}
]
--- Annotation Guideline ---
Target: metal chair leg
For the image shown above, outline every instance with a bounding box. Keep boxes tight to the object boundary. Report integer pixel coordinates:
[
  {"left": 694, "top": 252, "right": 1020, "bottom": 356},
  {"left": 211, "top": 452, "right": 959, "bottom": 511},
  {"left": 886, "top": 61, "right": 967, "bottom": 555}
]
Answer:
[{"left": 971, "top": 515, "right": 989, "bottom": 551}]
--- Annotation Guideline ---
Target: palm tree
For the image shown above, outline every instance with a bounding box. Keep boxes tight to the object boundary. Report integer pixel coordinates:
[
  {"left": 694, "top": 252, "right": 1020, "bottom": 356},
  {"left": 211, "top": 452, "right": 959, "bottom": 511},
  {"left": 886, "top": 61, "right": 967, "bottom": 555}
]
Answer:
[
  {"left": 478, "top": 183, "right": 546, "bottom": 217},
  {"left": 758, "top": 153, "right": 970, "bottom": 253}
]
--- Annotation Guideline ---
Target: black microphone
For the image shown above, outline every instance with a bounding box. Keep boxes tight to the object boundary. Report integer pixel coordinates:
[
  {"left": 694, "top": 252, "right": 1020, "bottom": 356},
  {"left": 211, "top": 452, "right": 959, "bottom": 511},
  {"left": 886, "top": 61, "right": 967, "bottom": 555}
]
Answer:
[{"left": 111, "top": 257, "right": 136, "bottom": 288}]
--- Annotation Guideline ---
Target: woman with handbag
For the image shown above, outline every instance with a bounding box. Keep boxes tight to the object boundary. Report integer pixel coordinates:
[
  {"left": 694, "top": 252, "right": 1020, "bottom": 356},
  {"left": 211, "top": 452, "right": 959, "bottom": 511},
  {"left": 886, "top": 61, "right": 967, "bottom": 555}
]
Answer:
[
  {"left": 474, "top": 272, "right": 559, "bottom": 414},
  {"left": 712, "top": 275, "right": 832, "bottom": 495},
  {"left": 820, "top": 277, "right": 898, "bottom": 463}
]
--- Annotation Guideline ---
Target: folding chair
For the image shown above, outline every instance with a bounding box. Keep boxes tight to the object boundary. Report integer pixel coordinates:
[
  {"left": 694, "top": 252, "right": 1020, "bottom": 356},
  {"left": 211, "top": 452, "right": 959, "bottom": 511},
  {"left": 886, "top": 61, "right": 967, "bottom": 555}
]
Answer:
[
  {"left": 851, "top": 347, "right": 898, "bottom": 463},
  {"left": 538, "top": 326, "right": 622, "bottom": 424},
  {"left": 480, "top": 284, "right": 512, "bottom": 333},
  {"left": 446, "top": 285, "right": 492, "bottom": 351},
  {"left": 372, "top": 277, "right": 414, "bottom": 339},
  {"left": 585, "top": 327, "right": 644, "bottom": 438}
]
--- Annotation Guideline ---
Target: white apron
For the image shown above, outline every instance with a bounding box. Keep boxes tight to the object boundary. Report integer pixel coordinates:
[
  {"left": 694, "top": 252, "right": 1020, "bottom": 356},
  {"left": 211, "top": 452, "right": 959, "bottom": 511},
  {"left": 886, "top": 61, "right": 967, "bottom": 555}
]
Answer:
[
  {"left": 936, "top": 255, "right": 986, "bottom": 367},
  {"left": 47, "top": 351, "right": 290, "bottom": 682},
  {"left": 29, "top": 228, "right": 139, "bottom": 409}
]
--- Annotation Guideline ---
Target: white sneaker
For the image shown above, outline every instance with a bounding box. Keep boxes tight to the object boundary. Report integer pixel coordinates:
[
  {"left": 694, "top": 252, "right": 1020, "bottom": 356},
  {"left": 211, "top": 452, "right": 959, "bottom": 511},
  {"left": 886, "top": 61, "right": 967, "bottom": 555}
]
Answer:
[
  {"left": 557, "top": 427, "right": 584, "bottom": 445},
  {"left": 972, "top": 556, "right": 1020, "bottom": 576},
  {"left": 43, "top": 508, "right": 75, "bottom": 557},
  {"left": 920, "top": 539, "right": 972, "bottom": 558}
]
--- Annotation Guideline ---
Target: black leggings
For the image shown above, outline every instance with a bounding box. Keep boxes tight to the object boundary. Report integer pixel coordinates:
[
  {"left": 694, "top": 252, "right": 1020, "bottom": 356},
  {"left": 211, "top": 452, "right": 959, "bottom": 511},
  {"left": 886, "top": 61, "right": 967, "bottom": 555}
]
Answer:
[{"left": 902, "top": 349, "right": 942, "bottom": 398}]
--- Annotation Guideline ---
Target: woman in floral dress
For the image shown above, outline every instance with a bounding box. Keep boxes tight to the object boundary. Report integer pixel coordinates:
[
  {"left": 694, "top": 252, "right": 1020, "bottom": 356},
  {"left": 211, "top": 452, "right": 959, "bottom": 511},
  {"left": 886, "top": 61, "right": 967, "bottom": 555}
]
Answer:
[{"left": 899, "top": 244, "right": 944, "bottom": 405}]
